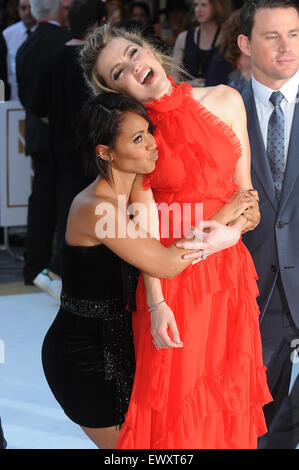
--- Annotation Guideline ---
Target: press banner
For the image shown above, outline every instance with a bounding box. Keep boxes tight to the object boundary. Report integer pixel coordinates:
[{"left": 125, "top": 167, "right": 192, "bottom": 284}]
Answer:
[{"left": 0, "top": 101, "right": 31, "bottom": 227}]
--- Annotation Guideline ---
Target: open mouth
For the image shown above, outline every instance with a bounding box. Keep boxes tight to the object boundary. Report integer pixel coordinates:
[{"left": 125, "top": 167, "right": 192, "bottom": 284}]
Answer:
[{"left": 140, "top": 68, "right": 154, "bottom": 84}]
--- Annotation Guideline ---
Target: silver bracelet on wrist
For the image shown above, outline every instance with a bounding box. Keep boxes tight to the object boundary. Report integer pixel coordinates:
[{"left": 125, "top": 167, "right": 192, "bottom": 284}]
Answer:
[{"left": 148, "top": 300, "right": 166, "bottom": 312}]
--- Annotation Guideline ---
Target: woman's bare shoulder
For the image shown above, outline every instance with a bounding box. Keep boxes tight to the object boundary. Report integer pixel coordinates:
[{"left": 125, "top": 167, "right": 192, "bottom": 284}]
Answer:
[
  {"left": 66, "top": 187, "right": 119, "bottom": 245},
  {"left": 175, "top": 29, "right": 188, "bottom": 43},
  {"left": 191, "top": 85, "right": 244, "bottom": 126},
  {"left": 70, "top": 189, "right": 119, "bottom": 221},
  {"left": 192, "top": 84, "right": 242, "bottom": 107}
]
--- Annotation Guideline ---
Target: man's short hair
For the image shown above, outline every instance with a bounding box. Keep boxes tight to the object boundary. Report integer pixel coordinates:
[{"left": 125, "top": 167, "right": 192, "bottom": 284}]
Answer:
[{"left": 240, "top": 0, "right": 299, "bottom": 38}]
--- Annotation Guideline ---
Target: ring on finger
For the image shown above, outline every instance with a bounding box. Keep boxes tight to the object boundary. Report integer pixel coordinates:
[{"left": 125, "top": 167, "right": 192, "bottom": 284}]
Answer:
[{"left": 201, "top": 249, "right": 208, "bottom": 260}]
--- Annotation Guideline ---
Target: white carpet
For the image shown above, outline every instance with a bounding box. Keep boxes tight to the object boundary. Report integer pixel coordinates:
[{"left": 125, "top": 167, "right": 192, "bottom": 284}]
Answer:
[
  {"left": 0, "top": 292, "right": 298, "bottom": 450},
  {"left": 0, "top": 292, "right": 96, "bottom": 449}
]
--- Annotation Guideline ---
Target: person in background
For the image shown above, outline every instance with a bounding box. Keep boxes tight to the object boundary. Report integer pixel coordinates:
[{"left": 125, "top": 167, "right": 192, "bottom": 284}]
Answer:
[
  {"left": 0, "top": 417, "right": 6, "bottom": 449},
  {"left": 130, "top": 1, "right": 151, "bottom": 28},
  {"left": 173, "top": 0, "right": 233, "bottom": 86},
  {"left": 31, "top": 0, "right": 105, "bottom": 290},
  {"left": 1, "top": 0, "right": 19, "bottom": 29},
  {"left": 0, "top": 31, "right": 10, "bottom": 99},
  {"left": 105, "top": 0, "right": 123, "bottom": 25},
  {"left": 160, "top": 0, "right": 188, "bottom": 51},
  {"left": 237, "top": 0, "right": 299, "bottom": 448},
  {"left": 119, "top": 1, "right": 164, "bottom": 51},
  {"left": 205, "top": 8, "right": 251, "bottom": 88},
  {"left": 3, "top": 0, "right": 36, "bottom": 101},
  {"left": 16, "top": 0, "right": 71, "bottom": 297},
  {"left": 59, "top": 0, "right": 74, "bottom": 29}
]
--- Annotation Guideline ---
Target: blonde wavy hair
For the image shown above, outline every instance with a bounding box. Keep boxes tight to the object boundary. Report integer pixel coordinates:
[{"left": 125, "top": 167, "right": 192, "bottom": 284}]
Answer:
[{"left": 80, "top": 23, "right": 187, "bottom": 95}]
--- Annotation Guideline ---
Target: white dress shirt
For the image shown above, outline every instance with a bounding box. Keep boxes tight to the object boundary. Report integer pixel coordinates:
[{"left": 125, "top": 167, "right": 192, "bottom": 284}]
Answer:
[
  {"left": 3, "top": 21, "right": 37, "bottom": 101},
  {"left": 251, "top": 71, "right": 299, "bottom": 166}
]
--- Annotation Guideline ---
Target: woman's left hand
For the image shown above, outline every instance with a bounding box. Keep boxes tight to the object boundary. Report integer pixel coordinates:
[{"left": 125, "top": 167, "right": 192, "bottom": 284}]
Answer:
[
  {"left": 239, "top": 198, "right": 261, "bottom": 233},
  {"left": 151, "top": 302, "right": 184, "bottom": 350}
]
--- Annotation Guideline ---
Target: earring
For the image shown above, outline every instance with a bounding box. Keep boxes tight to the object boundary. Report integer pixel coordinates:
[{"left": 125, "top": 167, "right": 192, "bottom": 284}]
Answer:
[{"left": 97, "top": 153, "right": 113, "bottom": 161}]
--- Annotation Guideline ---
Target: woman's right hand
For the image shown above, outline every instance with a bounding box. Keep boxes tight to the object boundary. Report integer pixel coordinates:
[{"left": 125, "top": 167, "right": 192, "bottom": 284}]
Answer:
[{"left": 176, "top": 218, "right": 246, "bottom": 263}]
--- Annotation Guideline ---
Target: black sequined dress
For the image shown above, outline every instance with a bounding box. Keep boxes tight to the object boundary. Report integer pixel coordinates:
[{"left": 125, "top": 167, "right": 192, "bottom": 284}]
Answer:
[{"left": 42, "top": 243, "right": 139, "bottom": 428}]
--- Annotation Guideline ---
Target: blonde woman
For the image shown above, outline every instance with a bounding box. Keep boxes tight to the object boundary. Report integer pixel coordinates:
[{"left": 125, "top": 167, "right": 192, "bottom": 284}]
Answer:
[{"left": 79, "top": 24, "right": 271, "bottom": 449}]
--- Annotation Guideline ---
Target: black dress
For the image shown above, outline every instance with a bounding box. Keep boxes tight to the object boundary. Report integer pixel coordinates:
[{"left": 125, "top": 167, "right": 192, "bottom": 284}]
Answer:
[
  {"left": 42, "top": 243, "right": 139, "bottom": 428},
  {"left": 183, "top": 26, "right": 220, "bottom": 80}
]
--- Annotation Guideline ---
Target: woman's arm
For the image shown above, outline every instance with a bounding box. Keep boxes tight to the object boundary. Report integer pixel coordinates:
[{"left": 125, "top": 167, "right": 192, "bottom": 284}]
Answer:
[
  {"left": 130, "top": 175, "right": 183, "bottom": 349},
  {"left": 68, "top": 191, "right": 197, "bottom": 279},
  {"left": 172, "top": 31, "right": 187, "bottom": 68},
  {"left": 192, "top": 85, "right": 260, "bottom": 230},
  {"left": 179, "top": 86, "right": 260, "bottom": 262},
  {"left": 227, "top": 87, "right": 261, "bottom": 232}
]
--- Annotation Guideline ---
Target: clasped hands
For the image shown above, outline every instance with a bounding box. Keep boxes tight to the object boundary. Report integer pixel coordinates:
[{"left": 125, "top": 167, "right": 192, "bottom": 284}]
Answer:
[
  {"left": 150, "top": 190, "right": 260, "bottom": 350},
  {"left": 176, "top": 189, "right": 260, "bottom": 264}
]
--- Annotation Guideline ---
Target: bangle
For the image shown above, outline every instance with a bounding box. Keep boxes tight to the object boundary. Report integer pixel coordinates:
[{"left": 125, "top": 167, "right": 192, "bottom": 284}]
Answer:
[
  {"left": 238, "top": 188, "right": 259, "bottom": 202},
  {"left": 148, "top": 300, "right": 165, "bottom": 312}
]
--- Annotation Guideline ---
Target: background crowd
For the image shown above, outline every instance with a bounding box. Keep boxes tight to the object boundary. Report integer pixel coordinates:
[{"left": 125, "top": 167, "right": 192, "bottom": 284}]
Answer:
[{"left": 0, "top": 0, "right": 299, "bottom": 450}]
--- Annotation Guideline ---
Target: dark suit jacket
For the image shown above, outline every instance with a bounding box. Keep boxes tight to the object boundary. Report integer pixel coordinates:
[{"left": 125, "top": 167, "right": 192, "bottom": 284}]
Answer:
[
  {"left": 0, "top": 31, "right": 10, "bottom": 100},
  {"left": 241, "top": 81, "right": 299, "bottom": 329},
  {"left": 16, "top": 21, "right": 71, "bottom": 155},
  {"left": 32, "top": 43, "right": 94, "bottom": 187}
]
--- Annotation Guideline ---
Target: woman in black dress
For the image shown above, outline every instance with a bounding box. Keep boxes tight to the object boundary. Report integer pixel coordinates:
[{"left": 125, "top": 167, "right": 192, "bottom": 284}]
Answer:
[
  {"left": 42, "top": 92, "right": 249, "bottom": 449},
  {"left": 173, "top": 0, "right": 233, "bottom": 85}
]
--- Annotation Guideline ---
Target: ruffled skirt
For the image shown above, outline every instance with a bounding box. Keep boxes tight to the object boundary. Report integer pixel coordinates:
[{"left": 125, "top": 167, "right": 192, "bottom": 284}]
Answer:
[{"left": 117, "top": 240, "right": 272, "bottom": 449}]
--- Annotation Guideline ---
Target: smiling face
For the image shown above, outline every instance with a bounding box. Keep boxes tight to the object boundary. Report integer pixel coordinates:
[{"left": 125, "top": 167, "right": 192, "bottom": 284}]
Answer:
[
  {"left": 238, "top": 7, "right": 299, "bottom": 88},
  {"left": 98, "top": 111, "right": 158, "bottom": 175},
  {"left": 95, "top": 37, "right": 172, "bottom": 104}
]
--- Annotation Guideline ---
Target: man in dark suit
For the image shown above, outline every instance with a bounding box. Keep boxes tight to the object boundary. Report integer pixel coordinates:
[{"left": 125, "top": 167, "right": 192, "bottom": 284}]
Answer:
[
  {"left": 16, "top": 0, "right": 71, "bottom": 295},
  {"left": 0, "top": 31, "right": 10, "bottom": 100},
  {"left": 238, "top": 0, "right": 299, "bottom": 448},
  {"left": 30, "top": 0, "right": 104, "bottom": 280}
]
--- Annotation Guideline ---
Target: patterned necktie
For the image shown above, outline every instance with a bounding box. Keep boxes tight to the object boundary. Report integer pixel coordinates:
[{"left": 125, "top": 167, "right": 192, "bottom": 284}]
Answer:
[{"left": 267, "top": 91, "right": 285, "bottom": 198}]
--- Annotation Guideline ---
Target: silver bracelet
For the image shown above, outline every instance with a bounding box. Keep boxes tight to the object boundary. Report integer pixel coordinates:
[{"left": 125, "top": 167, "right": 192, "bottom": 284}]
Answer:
[{"left": 148, "top": 300, "right": 166, "bottom": 312}]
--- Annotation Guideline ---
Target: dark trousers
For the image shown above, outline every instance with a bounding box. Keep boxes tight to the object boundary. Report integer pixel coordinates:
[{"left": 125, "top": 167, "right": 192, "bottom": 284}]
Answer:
[
  {"left": 258, "top": 275, "right": 299, "bottom": 448},
  {"left": 23, "top": 151, "right": 57, "bottom": 284},
  {"left": 0, "top": 418, "right": 7, "bottom": 449}
]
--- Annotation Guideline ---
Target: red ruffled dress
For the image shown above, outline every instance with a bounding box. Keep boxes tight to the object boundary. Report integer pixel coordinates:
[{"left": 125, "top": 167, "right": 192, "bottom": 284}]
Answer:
[{"left": 117, "top": 78, "right": 272, "bottom": 449}]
